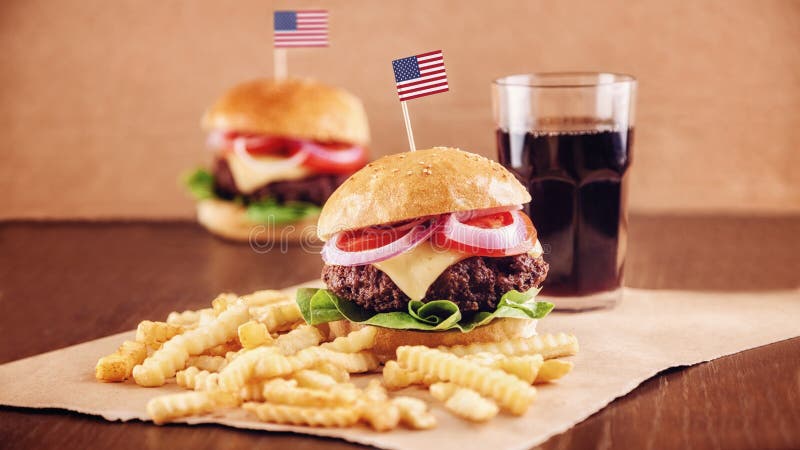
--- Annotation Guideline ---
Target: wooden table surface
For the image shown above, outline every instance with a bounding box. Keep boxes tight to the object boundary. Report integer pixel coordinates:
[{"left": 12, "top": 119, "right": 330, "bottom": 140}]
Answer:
[{"left": 1, "top": 215, "right": 798, "bottom": 450}]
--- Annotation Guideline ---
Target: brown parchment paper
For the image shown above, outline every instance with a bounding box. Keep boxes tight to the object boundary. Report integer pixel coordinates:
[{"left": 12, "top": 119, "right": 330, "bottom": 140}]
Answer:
[{"left": 1, "top": 287, "right": 799, "bottom": 450}]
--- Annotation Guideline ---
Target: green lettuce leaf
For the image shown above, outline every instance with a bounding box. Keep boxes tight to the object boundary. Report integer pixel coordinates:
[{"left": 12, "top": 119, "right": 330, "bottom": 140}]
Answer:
[
  {"left": 296, "top": 288, "right": 553, "bottom": 333},
  {"left": 182, "top": 168, "right": 215, "bottom": 200},
  {"left": 246, "top": 198, "right": 321, "bottom": 224}
]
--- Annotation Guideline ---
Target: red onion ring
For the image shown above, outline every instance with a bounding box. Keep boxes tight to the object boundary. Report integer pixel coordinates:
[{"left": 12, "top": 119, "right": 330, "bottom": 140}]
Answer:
[
  {"left": 206, "top": 130, "right": 227, "bottom": 150},
  {"left": 443, "top": 209, "right": 527, "bottom": 250},
  {"left": 322, "top": 218, "right": 441, "bottom": 266},
  {"left": 300, "top": 141, "right": 366, "bottom": 166},
  {"left": 232, "top": 137, "right": 308, "bottom": 174}
]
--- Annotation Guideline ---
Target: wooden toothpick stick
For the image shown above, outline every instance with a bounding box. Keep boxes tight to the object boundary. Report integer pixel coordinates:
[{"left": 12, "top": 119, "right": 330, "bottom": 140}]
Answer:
[
  {"left": 400, "top": 101, "right": 416, "bottom": 152},
  {"left": 273, "top": 48, "right": 288, "bottom": 80}
]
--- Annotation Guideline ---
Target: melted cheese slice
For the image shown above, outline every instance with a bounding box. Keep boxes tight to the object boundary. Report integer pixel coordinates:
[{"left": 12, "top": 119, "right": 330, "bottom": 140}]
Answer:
[
  {"left": 373, "top": 241, "right": 469, "bottom": 301},
  {"left": 373, "top": 239, "right": 544, "bottom": 301},
  {"left": 225, "top": 153, "right": 311, "bottom": 194}
]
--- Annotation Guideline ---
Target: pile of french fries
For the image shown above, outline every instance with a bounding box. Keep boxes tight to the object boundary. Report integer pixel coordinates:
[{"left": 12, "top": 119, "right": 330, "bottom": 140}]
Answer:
[{"left": 95, "top": 289, "right": 579, "bottom": 429}]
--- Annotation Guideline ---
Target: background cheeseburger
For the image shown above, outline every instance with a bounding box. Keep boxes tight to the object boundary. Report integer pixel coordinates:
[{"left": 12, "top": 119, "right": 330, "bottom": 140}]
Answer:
[
  {"left": 296, "top": 147, "right": 553, "bottom": 359},
  {"left": 184, "top": 78, "right": 370, "bottom": 242}
]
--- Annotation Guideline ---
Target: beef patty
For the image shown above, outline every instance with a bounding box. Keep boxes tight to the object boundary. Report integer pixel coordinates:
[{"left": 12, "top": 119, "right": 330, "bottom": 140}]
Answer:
[
  {"left": 322, "top": 253, "right": 549, "bottom": 313},
  {"left": 213, "top": 157, "right": 348, "bottom": 206}
]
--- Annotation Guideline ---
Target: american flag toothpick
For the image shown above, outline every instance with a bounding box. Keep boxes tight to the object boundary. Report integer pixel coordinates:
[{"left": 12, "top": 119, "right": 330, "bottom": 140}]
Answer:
[
  {"left": 391, "top": 50, "right": 449, "bottom": 152},
  {"left": 272, "top": 10, "right": 329, "bottom": 79}
]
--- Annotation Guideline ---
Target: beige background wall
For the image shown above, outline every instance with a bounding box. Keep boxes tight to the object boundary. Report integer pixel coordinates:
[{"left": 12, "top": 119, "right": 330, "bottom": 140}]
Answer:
[{"left": 1, "top": 0, "right": 798, "bottom": 219}]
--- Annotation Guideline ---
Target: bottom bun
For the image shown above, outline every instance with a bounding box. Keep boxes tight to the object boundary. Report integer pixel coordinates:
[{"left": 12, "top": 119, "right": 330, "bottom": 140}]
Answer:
[
  {"left": 327, "top": 318, "right": 538, "bottom": 361},
  {"left": 196, "top": 199, "right": 319, "bottom": 244}
]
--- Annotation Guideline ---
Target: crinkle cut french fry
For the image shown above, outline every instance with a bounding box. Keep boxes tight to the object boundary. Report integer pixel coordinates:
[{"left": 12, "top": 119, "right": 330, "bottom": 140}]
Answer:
[
  {"left": 176, "top": 367, "right": 220, "bottom": 391},
  {"left": 240, "top": 289, "right": 290, "bottom": 307},
  {"left": 535, "top": 359, "right": 574, "bottom": 383},
  {"left": 95, "top": 340, "right": 147, "bottom": 382},
  {"left": 359, "top": 380, "right": 400, "bottom": 431},
  {"left": 243, "top": 402, "right": 360, "bottom": 427},
  {"left": 445, "top": 388, "right": 499, "bottom": 422},
  {"left": 197, "top": 309, "right": 218, "bottom": 327},
  {"left": 392, "top": 396, "right": 437, "bottom": 430},
  {"left": 364, "top": 379, "right": 388, "bottom": 402},
  {"left": 135, "top": 321, "right": 183, "bottom": 345},
  {"left": 292, "top": 369, "right": 339, "bottom": 389},
  {"left": 133, "top": 304, "right": 249, "bottom": 387},
  {"left": 360, "top": 399, "right": 400, "bottom": 431},
  {"left": 261, "top": 378, "right": 358, "bottom": 407},
  {"left": 211, "top": 293, "right": 238, "bottom": 315},
  {"left": 239, "top": 381, "right": 266, "bottom": 402},
  {"left": 225, "top": 349, "right": 243, "bottom": 362},
  {"left": 165, "top": 308, "right": 212, "bottom": 329},
  {"left": 428, "top": 382, "right": 459, "bottom": 402},
  {"left": 146, "top": 391, "right": 237, "bottom": 424},
  {"left": 464, "top": 353, "right": 544, "bottom": 384},
  {"left": 320, "top": 326, "right": 377, "bottom": 353},
  {"left": 326, "top": 350, "right": 380, "bottom": 373},
  {"left": 237, "top": 320, "right": 272, "bottom": 349},
  {"left": 292, "top": 347, "right": 379, "bottom": 374},
  {"left": 311, "top": 361, "right": 350, "bottom": 383},
  {"left": 185, "top": 355, "right": 227, "bottom": 372},
  {"left": 202, "top": 340, "right": 241, "bottom": 357},
  {"left": 440, "top": 332, "right": 579, "bottom": 360},
  {"left": 145, "top": 342, "right": 163, "bottom": 357},
  {"left": 429, "top": 382, "right": 499, "bottom": 422},
  {"left": 281, "top": 348, "right": 336, "bottom": 376},
  {"left": 382, "top": 360, "right": 437, "bottom": 389},
  {"left": 176, "top": 366, "right": 201, "bottom": 389},
  {"left": 275, "top": 325, "right": 322, "bottom": 355},
  {"left": 496, "top": 354, "right": 544, "bottom": 384},
  {"left": 219, "top": 347, "right": 284, "bottom": 392},
  {"left": 250, "top": 302, "right": 303, "bottom": 332},
  {"left": 397, "top": 346, "right": 536, "bottom": 415},
  {"left": 461, "top": 352, "right": 504, "bottom": 365}
]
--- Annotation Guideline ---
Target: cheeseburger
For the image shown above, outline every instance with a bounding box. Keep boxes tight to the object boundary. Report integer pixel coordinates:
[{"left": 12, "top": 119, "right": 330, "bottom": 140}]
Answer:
[
  {"left": 296, "top": 147, "right": 552, "bottom": 359},
  {"left": 184, "top": 78, "right": 370, "bottom": 242}
]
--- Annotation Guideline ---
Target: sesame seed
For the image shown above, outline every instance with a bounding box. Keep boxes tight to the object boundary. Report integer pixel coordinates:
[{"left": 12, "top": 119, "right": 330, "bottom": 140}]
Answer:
[{"left": 406, "top": 170, "right": 413, "bottom": 175}]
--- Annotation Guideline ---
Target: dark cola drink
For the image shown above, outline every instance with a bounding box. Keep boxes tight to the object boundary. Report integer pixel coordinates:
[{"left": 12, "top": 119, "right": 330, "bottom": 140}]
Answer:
[{"left": 497, "top": 119, "right": 632, "bottom": 305}]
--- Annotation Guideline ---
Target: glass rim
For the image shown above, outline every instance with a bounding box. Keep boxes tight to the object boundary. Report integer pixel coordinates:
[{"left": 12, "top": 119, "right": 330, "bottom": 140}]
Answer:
[{"left": 493, "top": 72, "right": 637, "bottom": 89}]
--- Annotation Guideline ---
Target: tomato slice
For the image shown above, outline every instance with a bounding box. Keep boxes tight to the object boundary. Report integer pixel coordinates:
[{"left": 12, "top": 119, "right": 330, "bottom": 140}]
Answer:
[
  {"left": 218, "top": 131, "right": 300, "bottom": 157},
  {"left": 432, "top": 211, "right": 537, "bottom": 257},
  {"left": 243, "top": 136, "right": 301, "bottom": 157},
  {"left": 336, "top": 227, "right": 404, "bottom": 252},
  {"left": 463, "top": 211, "right": 515, "bottom": 228}
]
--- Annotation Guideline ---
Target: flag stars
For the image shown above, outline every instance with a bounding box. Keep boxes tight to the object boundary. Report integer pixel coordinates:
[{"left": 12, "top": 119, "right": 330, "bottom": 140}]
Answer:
[{"left": 392, "top": 50, "right": 448, "bottom": 101}]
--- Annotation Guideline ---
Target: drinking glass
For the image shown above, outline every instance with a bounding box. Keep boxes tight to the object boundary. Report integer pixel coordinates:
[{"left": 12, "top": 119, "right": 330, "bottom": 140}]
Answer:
[{"left": 493, "top": 73, "right": 636, "bottom": 310}]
